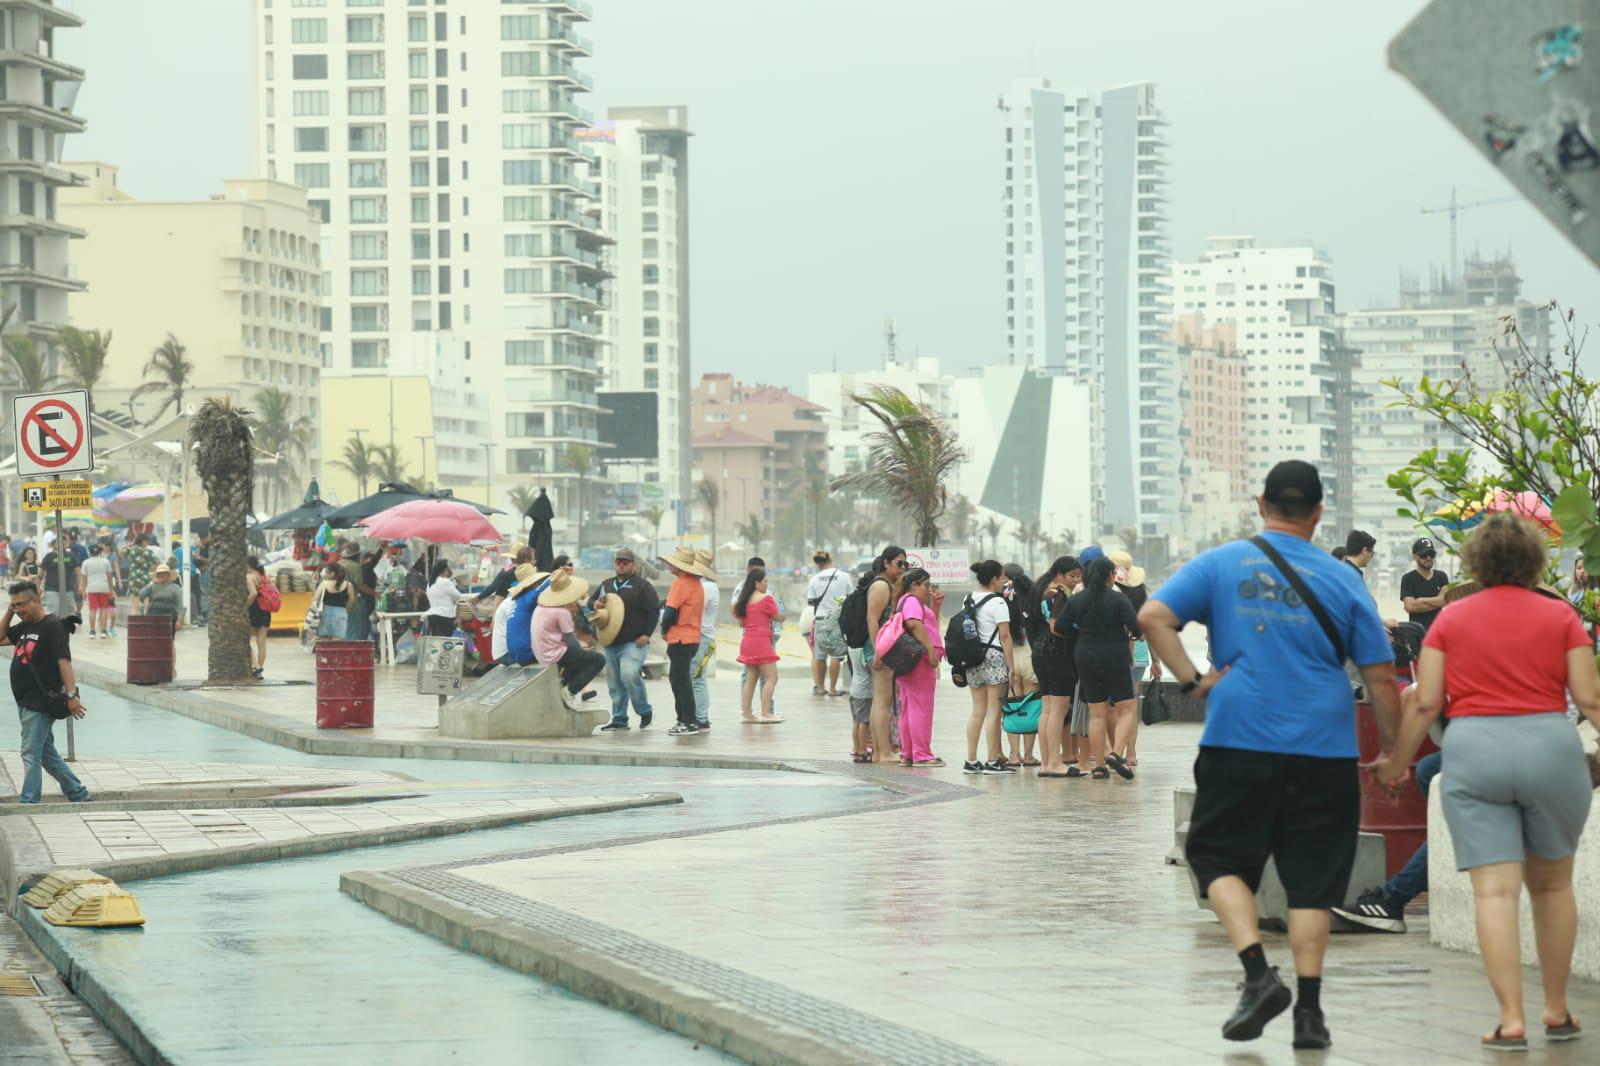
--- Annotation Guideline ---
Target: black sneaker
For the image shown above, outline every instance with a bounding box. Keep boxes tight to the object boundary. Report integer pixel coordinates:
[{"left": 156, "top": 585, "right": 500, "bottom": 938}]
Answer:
[
  {"left": 1292, "top": 1007, "right": 1331, "bottom": 1050},
  {"left": 639, "top": 712, "right": 653, "bottom": 729},
  {"left": 961, "top": 760, "right": 984, "bottom": 775},
  {"left": 1331, "top": 889, "right": 1407, "bottom": 933},
  {"left": 1222, "top": 967, "right": 1292, "bottom": 1042},
  {"left": 983, "top": 760, "right": 1016, "bottom": 775},
  {"left": 666, "top": 723, "right": 699, "bottom": 736},
  {"left": 697, "top": 721, "right": 711, "bottom": 731},
  {"left": 600, "top": 721, "right": 630, "bottom": 732},
  {"left": 1105, "top": 752, "right": 1135, "bottom": 780}
]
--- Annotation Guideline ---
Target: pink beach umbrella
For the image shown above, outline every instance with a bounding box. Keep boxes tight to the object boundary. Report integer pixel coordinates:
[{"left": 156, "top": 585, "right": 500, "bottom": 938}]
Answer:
[
  {"left": 1484, "top": 489, "right": 1559, "bottom": 534},
  {"left": 359, "top": 498, "right": 503, "bottom": 546}
]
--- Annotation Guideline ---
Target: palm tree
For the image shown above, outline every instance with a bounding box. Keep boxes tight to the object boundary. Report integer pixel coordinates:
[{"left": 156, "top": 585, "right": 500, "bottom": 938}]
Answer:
[
  {"left": 801, "top": 453, "right": 829, "bottom": 549},
  {"left": 694, "top": 479, "right": 720, "bottom": 554},
  {"left": 1016, "top": 517, "right": 1043, "bottom": 571},
  {"left": 131, "top": 333, "right": 194, "bottom": 424},
  {"left": 640, "top": 503, "right": 666, "bottom": 559},
  {"left": 561, "top": 444, "right": 598, "bottom": 554},
  {"left": 331, "top": 436, "right": 375, "bottom": 498},
  {"left": 247, "top": 387, "right": 314, "bottom": 514},
  {"left": 56, "top": 327, "right": 112, "bottom": 412},
  {"left": 507, "top": 485, "right": 538, "bottom": 532},
  {"left": 736, "top": 515, "right": 767, "bottom": 558},
  {"left": 370, "top": 442, "right": 410, "bottom": 484},
  {"left": 830, "top": 385, "right": 964, "bottom": 546},
  {"left": 981, "top": 516, "right": 1003, "bottom": 560},
  {"left": 190, "top": 397, "right": 255, "bottom": 683},
  {"left": 947, "top": 494, "right": 976, "bottom": 551}
]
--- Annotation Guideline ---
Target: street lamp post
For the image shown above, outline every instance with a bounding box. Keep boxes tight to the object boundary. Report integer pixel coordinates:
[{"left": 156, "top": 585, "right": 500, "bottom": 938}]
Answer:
[
  {"left": 416, "top": 435, "right": 433, "bottom": 489},
  {"left": 482, "top": 442, "right": 497, "bottom": 514}
]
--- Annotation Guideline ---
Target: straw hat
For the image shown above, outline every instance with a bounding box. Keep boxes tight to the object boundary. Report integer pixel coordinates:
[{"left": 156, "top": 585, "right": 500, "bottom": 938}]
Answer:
[
  {"left": 509, "top": 562, "right": 548, "bottom": 598},
  {"left": 153, "top": 564, "right": 172, "bottom": 578},
  {"left": 587, "top": 592, "right": 625, "bottom": 647},
  {"left": 1107, "top": 549, "right": 1146, "bottom": 587},
  {"left": 693, "top": 549, "right": 718, "bottom": 578},
  {"left": 660, "top": 544, "right": 714, "bottom": 578},
  {"left": 537, "top": 570, "right": 589, "bottom": 607}
]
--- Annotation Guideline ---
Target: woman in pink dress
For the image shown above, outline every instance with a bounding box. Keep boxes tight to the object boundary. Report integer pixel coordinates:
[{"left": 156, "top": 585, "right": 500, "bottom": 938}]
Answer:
[
  {"left": 735, "top": 567, "right": 783, "bottom": 722},
  {"left": 895, "top": 567, "right": 945, "bottom": 766}
]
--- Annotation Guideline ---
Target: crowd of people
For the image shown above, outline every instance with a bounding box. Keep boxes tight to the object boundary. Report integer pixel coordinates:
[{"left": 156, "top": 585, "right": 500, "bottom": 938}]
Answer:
[{"left": 0, "top": 526, "right": 211, "bottom": 634}]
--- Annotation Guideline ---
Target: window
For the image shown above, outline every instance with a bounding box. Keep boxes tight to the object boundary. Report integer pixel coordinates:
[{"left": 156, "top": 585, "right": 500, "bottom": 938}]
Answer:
[
  {"left": 502, "top": 159, "right": 540, "bottom": 185},
  {"left": 412, "top": 301, "right": 432, "bottom": 330},
  {"left": 437, "top": 266, "right": 451, "bottom": 294},
  {"left": 643, "top": 369, "right": 659, "bottom": 389},
  {"left": 350, "top": 232, "right": 387, "bottom": 259},
  {"left": 504, "top": 268, "right": 541, "bottom": 293},
  {"left": 349, "top": 269, "right": 386, "bottom": 296},
  {"left": 502, "top": 51, "right": 537, "bottom": 76},
  {"left": 412, "top": 231, "right": 431, "bottom": 258},
  {"left": 502, "top": 123, "right": 540, "bottom": 148},
  {"left": 436, "top": 157, "right": 450, "bottom": 186},
  {"left": 506, "top": 413, "right": 547, "bottom": 437},
  {"left": 348, "top": 88, "right": 384, "bottom": 115},
  {"left": 308, "top": 198, "right": 330, "bottom": 223},
  {"left": 292, "top": 90, "right": 328, "bottom": 115},
  {"left": 348, "top": 124, "right": 385, "bottom": 151},
  {"left": 643, "top": 343, "right": 658, "bottom": 363},
  {"left": 294, "top": 126, "right": 328, "bottom": 151},
  {"left": 349, "top": 160, "right": 384, "bottom": 186},
  {"left": 505, "top": 233, "right": 541, "bottom": 257},
  {"left": 503, "top": 196, "right": 539, "bottom": 221},
  {"left": 409, "top": 159, "right": 429, "bottom": 187},
  {"left": 346, "top": 16, "right": 382, "bottom": 43},
  {"left": 502, "top": 88, "right": 539, "bottom": 112},
  {"left": 293, "top": 163, "right": 330, "bottom": 188},
  {"left": 292, "top": 54, "right": 328, "bottom": 79},
  {"left": 643, "top": 317, "right": 660, "bottom": 338},
  {"left": 347, "top": 52, "right": 383, "bottom": 79},
  {"left": 642, "top": 264, "right": 659, "bottom": 284},
  {"left": 643, "top": 291, "right": 659, "bottom": 311},
  {"left": 409, "top": 86, "right": 428, "bottom": 115},
  {"left": 408, "top": 14, "right": 426, "bottom": 41},
  {"left": 435, "top": 47, "right": 447, "bottom": 77},
  {"left": 411, "top": 267, "right": 431, "bottom": 295},
  {"left": 352, "top": 340, "right": 387, "bottom": 368},
  {"left": 435, "top": 84, "right": 450, "bottom": 113},
  {"left": 501, "top": 15, "right": 535, "bottom": 39},
  {"left": 505, "top": 339, "right": 544, "bottom": 365},
  {"left": 350, "top": 305, "right": 385, "bottom": 332},
  {"left": 436, "top": 120, "right": 449, "bottom": 148},
  {"left": 411, "top": 194, "right": 430, "bottom": 222},
  {"left": 348, "top": 196, "right": 385, "bottom": 223},
  {"left": 291, "top": 17, "right": 326, "bottom": 42},
  {"left": 508, "top": 449, "right": 548, "bottom": 474},
  {"left": 407, "top": 50, "right": 427, "bottom": 78}
]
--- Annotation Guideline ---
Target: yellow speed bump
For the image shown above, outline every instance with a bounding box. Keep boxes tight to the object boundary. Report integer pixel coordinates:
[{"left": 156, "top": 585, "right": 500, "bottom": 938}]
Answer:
[
  {"left": 42, "top": 883, "right": 145, "bottom": 928},
  {"left": 22, "top": 869, "right": 114, "bottom": 909}
]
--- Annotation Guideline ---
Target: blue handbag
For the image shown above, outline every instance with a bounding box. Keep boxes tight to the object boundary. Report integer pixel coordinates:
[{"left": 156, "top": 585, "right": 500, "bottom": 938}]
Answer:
[{"left": 1001, "top": 690, "right": 1043, "bottom": 734}]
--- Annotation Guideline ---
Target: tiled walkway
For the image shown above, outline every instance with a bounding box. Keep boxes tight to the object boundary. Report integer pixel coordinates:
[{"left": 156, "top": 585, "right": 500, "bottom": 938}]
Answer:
[{"left": 0, "top": 753, "right": 409, "bottom": 799}]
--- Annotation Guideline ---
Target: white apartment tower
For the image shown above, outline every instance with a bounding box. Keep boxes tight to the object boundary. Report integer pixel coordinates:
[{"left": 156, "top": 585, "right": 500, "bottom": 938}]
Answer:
[
  {"left": 251, "top": 0, "right": 608, "bottom": 524},
  {"left": 0, "top": 0, "right": 85, "bottom": 331},
  {"left": 999, "top": 78, "right": 1177, "bottom": 542},
  {"left": 1174, "top": 238, "right": 1352, "bottom": 524},
  {"left": 586, "top": 105, "right": 691, "bottom": 528}
]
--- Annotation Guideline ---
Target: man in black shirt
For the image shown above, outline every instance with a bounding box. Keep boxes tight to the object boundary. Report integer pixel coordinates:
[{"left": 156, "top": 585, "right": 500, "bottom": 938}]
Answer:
[
  {"left": 587, "top": 547, "right": 661, "bottom": 730},
  {"left": 1398, "top": 537, "right": 1449, "bottom": 632},
  {"left": 1, "top": 581, "right": 89, "bottom": 803},
  {"left": 39, "top": 545, "right": 80, "bottom": 617}
]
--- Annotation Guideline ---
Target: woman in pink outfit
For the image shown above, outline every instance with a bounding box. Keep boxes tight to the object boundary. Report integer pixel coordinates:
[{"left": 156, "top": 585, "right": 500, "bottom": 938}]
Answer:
[
  {"left": 735, "top": 567, "right": 783, "bottom": 722},
  {"left": 895, "top": 567, "right": 945, "bottom": 767}
]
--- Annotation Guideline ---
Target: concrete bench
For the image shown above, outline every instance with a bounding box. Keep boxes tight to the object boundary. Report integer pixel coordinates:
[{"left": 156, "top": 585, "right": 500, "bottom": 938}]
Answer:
[{"left": 438, "top": 663, "right": 607, "bottom": 740}]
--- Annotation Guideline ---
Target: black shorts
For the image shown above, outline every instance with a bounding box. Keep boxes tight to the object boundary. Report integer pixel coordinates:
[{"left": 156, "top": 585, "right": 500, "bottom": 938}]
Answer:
[
  {"left": 247, "top": 604, "right": 272, "bottom": 629},
  {"left": 1075, "top": 642, "right": 1133, "bottom": 704},
  {"left": 1185, "top": 747, "right": 1360, "bottom": 910},
  {"left": 1035, "top": 655, "right": 1077, "bottom": 698}
]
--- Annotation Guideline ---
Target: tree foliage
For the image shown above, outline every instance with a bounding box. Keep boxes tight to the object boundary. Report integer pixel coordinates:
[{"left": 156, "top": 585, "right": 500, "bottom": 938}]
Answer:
[
  {"left": 190, "top": 398, "right": 255, "bottom": 683},
  {"left": 332, "top": 436, "right": 375, "bottom": 498},
  {"left": 830, "top": 385, "right": 964, "bottom": 547},
  {"left": 132, "top": 333, "right": 193, "bottom": 424}
]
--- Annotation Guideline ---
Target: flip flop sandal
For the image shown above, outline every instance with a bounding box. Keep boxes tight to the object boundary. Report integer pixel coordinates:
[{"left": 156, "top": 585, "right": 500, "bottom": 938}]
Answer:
[
  {"left": 1546, "top": 1015, "right": 1582, "bottom": 1042},
  {"left": 811, "top": 686, "right": 825, "bottom": 696},
  {"left": 1022, "top": 759, "right": 1042, "bottom": 767},
  {"left": 851, "top": 752, "right": 870, "bottom": 763},
  {"left": 741, "top": 716, "right": 760, "bottom": 723},
  {"left": 1091, "top": 767, "right": 1110, "bottom": 780},
  {"left": 1066, "top": 766, "right": 1090, "bottom": 778},
  {"left": 1037, "top": 770, "right": 1069, "bottom": 778},
  {"left": 1481, "top": 1027, "right": 1528, "bottom": 1052},
  {"left": 757, "top": 716, "right": 785, "bottom": 724}
]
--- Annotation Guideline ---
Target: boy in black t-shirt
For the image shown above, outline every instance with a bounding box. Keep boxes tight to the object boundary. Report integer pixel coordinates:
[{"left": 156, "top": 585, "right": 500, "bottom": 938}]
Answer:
[
  {"left": 1, "top": 581, "right": 90, "bottom": 803},
  {"left": 1398, "top": 537, "right": 1449, "bottom": 632}
]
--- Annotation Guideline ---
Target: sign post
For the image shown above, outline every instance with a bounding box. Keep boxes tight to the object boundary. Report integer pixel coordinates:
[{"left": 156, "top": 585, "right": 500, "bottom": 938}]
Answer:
[{"left": 12, "top": 389, "right": 95, "bottom": 762}]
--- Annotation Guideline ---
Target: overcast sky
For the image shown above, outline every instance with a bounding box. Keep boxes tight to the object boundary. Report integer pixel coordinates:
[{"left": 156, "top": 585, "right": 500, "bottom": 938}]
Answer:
[{"left": 57, "top": 0, "right": 1600, "bottom": 388}]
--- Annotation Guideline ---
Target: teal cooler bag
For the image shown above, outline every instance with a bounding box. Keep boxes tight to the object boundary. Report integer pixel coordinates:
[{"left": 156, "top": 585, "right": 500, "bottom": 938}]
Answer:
[{"left": 1001, "top": 690, "right": 1043, "bottom": 734}]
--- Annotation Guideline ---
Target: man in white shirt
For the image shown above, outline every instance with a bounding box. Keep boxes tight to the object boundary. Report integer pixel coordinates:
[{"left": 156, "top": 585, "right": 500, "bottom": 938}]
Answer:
[
  {"left": 80, "top": 543, "right": 117, "bottom": 639},
  {"left": 806, "top": 550, "right": 849, "bottom": 696},
  {"left": 691, "top": 549, "right": 720, "bottom": 729}
]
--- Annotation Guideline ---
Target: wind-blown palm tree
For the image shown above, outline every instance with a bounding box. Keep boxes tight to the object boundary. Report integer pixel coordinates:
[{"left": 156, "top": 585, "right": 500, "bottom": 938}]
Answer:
[
  {"left": 370, "top": 442, "right": 410, "bottom": 484},
  {"left": 57, "top": 326, "right": 111, "bottom": 412},
  {"left": 332, "top": 436, "right": 375, "bottom": 498},
  {"left": 507, "top": 485, "right": 538, "bottom": 532},
  {"left": 247, "top": 387, "right": 314, "bottom": 514},
  {"left": 736, "top": 515, "right": 767, "bottom": 558},
  {"left": 640, "top": 503, "right": 666, "bottom": 559},
  {"left": 694, "top": 479, "right": 720, "bottom": 555},
  {"left": 1016, "top": 517, "right": 1043, "bottom": 571},
  {"left": 981, "top": 516, "right": 1003, "bottom": 560},
  {"left": 190, "top": 397, "right": 255, "bottom": 683},
  {"left": 830, "top": 385, "right": 964, "bottom": 547},
  {"left": 131, "top": 333, "right": 193, "bottom": 424},
  {"left": 562, "top": 444, "right": 598, "bottom": 553}
]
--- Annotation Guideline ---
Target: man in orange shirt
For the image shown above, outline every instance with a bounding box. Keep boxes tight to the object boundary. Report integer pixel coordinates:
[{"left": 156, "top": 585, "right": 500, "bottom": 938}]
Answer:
[{"left": 659, "top": 546, "right": 708, "bottom": 736}]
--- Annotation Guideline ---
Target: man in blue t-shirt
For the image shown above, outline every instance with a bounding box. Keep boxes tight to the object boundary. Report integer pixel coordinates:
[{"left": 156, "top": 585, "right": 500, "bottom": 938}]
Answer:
[{"left": 1139, "top": 460, "right": 1400, "bottom": 1052}]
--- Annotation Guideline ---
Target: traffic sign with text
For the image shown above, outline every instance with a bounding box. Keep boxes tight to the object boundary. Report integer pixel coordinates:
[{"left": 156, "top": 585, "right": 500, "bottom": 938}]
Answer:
[
  {"left": 12, "top": 389, "right": 94, "bottom": 477},
  {"left": 21, "top": 479, "right": 93, "bottom": 512}
]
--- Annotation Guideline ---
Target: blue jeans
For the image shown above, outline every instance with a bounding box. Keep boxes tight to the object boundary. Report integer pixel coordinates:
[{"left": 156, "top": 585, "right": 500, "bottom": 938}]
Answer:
[
  {"left": 318, "top": 605, "right": 349, "bottom": 638},
  {"left": 17, "top": 705, "right": 89, "bottom": 804},
  {"left": 603, "top": 641, "right": 652, "bottom": 725},
  {"left": 345, "top": 597, "right": 373, "bottom": 641},
  {"left": 690, "top": 639, "right": 715, "bottom": 725},
  {"left": 1383, "top": 751, "right": 1443, "bottom": 906}
]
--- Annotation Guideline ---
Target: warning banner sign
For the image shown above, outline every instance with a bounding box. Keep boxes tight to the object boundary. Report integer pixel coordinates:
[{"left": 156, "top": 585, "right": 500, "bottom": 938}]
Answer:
[{"left": 21, "top": 480, "right": 93, "bottom": 513}]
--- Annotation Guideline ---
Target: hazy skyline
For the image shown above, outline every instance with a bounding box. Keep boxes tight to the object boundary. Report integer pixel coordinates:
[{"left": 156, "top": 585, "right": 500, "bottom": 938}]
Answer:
[{"left": 58, "top": 0, "right": 1600, "bottom": 388}]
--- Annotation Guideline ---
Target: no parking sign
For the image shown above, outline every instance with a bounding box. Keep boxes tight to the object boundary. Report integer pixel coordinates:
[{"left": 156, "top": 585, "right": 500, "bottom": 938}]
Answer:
[{"left": 12, "top": 389, "right": 94, "bottom": 478}]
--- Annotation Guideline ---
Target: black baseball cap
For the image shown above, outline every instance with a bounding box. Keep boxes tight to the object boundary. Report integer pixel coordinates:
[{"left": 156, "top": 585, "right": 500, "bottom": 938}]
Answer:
[
  {"left": 1262, "top": 460, "right": 1324, "bottom": 507},
  {"left": 1411, "top": 537, "right": 1437, "bottom": 556}
]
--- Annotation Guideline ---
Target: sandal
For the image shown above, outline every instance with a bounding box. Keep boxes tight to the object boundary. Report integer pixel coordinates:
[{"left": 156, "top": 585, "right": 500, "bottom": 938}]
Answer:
[
  {"left": 757, "top": 715, "right": 785, "bottom": 724},
  {"left": 1065, "top": 766, "right": 1090, "bottom": 778},
  {"left": 912, "top": 758, "right": 946, "bottom": 767},
  {"left": 1022, "top": 759, "right": 1041, "bottom": 767},
  {"left": 1091, "top": 767, "right": 1110, "bottom": 780},
  {"left": 851, "top": 752, "right": 870, "bottom": 763},
  {"left": 812, "top": 686, "right": 825, "bottom": 696},
  {"left": 1481, "top": 1026, "right": 1528, "bottom": 1052},
  {"left": 741, "top": 715, "right": 760, "bottom": 723},
  {"left": 827, "top": 689, "right": 845, "bottom": 698},
  {"left": 1547, "top": 1015, "right": 1582, "bottom": 1042}
]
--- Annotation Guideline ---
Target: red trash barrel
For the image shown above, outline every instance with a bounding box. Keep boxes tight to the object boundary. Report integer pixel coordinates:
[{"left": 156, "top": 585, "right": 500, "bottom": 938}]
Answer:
[
  {"left": 315, "top": 639, "right": 374, "bottom": 728},
  {"left": 126, "top": 616, "right": 175, "bottom": 685},
  {"left": 1356, "top": 700, "right": 1439, "bottom": 877}
]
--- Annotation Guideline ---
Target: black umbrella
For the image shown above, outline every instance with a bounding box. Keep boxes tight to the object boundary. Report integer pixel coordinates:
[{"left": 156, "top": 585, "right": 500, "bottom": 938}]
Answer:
[
  {"left": 322, "top": 482, "right": 429, "bottom": 527},
  {"left": 258, "top": 497, "right": 339, "bottom": 530},
  {"left": 426, "top": 488, "right": 504, "bottom": 515}
]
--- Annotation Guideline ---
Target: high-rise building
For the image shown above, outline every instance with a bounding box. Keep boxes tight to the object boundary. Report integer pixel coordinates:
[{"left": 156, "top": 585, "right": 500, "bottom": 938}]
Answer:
[
  {"left": 998, "top": 78, "right": 1176, "bottom": 542},
  {"left": 585, "top": 106, "right": 690, "bottom": 532},
  {"left": 1174, "top": 237, "right": 1348, "bottom": 521},
  {"left": 251, "top": 0, "right": 607, "bottom": 524},
  {"left": 0, "top": 0, "right": 85, "bottom": 332},
  {"left": 689, "top": 373, "right": 827, "bottom": 539},
  {"left": 1174, "top": 313, "right": 1250, "bottom": 550},
  {"left": 58, "top": 163, "right": 324, "bottom": 506}
]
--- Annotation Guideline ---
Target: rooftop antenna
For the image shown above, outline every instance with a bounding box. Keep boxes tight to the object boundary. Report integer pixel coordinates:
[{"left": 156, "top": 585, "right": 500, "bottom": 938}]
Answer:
[{"left": 884, "top": 318, "right": 898, "bottom": 370}]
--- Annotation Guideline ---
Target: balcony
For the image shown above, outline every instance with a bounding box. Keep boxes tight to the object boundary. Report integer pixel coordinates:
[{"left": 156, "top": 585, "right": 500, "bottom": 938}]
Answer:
[
  {"left": 0, "top": 214, "right": 85, "bottom": 239},
  {"left": 0, "top": 157, "right": 78, "bottom": 186},
  {"left": 0, "top": 100, "right": 85, "bottom": 134},
  {"left": 0, "top": 48, "right": 84, "bottom": 82},
  {"left": 531, "top": 0, "right": 594, "bottom": 20},
  {"left": 0, "top": 261, "right": 84, "bottom": 291},
  {"left": 0, "top": 2, "right": 84, "bottom": 29}
]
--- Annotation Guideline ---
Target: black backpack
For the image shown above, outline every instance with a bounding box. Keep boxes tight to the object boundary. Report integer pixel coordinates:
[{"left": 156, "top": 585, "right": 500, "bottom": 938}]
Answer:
[
  {"left": 944, "top": 593, "right": 1002, "bottom": 669},
  {"left": 838, "top": 575, "right": 877, "bottom": 649}
]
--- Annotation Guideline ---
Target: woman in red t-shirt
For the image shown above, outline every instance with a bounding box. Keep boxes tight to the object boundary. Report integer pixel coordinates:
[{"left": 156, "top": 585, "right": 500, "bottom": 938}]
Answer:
[{"left": 1379, "top": 514, "right": 1600, "bottom": 1051}]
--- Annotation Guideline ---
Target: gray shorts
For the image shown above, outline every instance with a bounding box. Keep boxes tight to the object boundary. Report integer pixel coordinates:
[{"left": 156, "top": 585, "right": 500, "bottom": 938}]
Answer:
[
  {"left": 1441, "top": 713, "right": 1593, "bottom": 870},
  {"left": 849, "top": 695, "right": 872, "bottom": 725},
  {"left": 848, "top": 645, "right": 873, "bottom": 701}
]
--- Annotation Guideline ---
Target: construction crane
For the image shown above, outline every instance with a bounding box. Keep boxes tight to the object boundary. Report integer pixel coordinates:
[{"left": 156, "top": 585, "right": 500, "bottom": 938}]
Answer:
[{"left": 1420, "top": 186, "right": 1519, "bottom": 289}]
